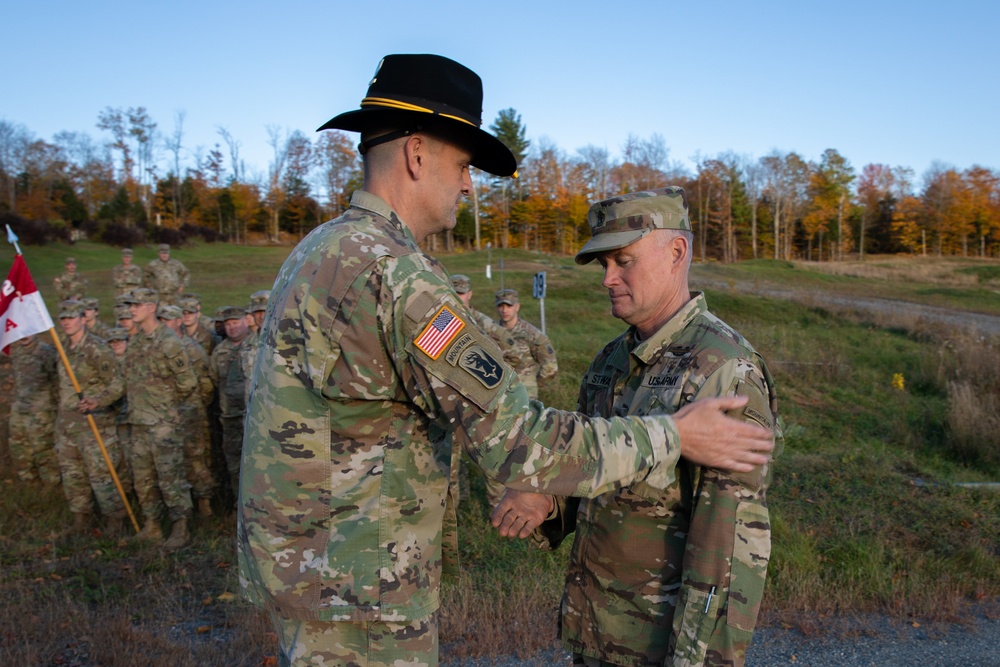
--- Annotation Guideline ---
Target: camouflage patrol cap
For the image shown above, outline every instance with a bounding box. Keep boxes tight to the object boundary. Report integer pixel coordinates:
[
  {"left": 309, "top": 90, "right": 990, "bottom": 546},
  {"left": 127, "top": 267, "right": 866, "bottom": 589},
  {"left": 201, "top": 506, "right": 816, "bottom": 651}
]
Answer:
[
  {"left": 114, "top": 306, "right": 132, "bottom": 320},
  {"left": 219, "top": 305, "right": 246, "bottom": 322},
  {"left": 450, "top": 274, "right": 471, "bottom": 294},
  {"left": 121, "top": 248, "right": 133, "bottom": 257},
  {"left": 115, "top": 293, "right": 132, "bottom": 307},
  {"left": 248, "top": 289, "right": 271, "bottom": 313},
  {"left": 575, "top": 186, "right": 691, "bottom": 265},
  {"left": 178, "top": 297, "right": 200, "bottom": 314},
  {"left": 157, "top": 304, "right": 182, "bottom": 320},
  {"left": 106, "top": 327, "right": 129, "bottom": 342},
  {"left": 81, "top": 297, "right": 99, "bottom": 311},
  {"left": 58, "top": 300, "right": 85, "bottom": 318},
  {"left": 122, "top": 287, "right": 158, "bottom": 305},
  {"left": 495, "top": 288, "right": 519, "bottom": 306},
  {"left": 158, "top": 243, "right": 171, "bottom": 253},
  {"left": 182, "top": 292, "right": 202, "bottom": 302},
  {"left": 65, "top": 257, "right": 76, "bottom": 265}
]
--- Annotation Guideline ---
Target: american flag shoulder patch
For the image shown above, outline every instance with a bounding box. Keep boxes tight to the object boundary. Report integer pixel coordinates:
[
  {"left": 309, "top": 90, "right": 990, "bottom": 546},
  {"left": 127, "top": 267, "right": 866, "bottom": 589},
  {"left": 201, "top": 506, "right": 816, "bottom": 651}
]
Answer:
[{"left": 414, "top": 305, "right": 466, "bottom": 360}]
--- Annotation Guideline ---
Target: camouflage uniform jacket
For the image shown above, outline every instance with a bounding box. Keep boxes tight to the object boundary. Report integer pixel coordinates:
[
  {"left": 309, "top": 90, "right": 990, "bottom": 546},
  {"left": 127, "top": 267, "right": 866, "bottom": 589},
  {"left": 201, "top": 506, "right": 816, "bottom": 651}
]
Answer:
[
  {"left": 502, "top": 317, "right": 557, "bottom": 398},
  {"left": 182, "top": 334, "right": 215, "bottom": 407},
  {"left": 143, "top": 258, "right": 190, "bottom": 297},
  {"left": 210, "top": 337, "right": 245, "bottom": 418},
  {"left": 239, "top": 329, "right": 260, "bottom": 406},
  {"left": 53, "top": 271, "right": 88, "bottom": 301},
  {"left": 111, "top": 263, "right": 144, "bottom": 296},
  {"left": 11, "top": 336, "right": 57, "bottom": 412},
  {"left": 124, "top": 324, "right": 197, "bottom": 425},
  {"left": 57, "top": 331, "right": 123, "bottom": 417},
  {"left": 543, "top": 292, "right": 782, "bottom": 667},
  {"left": 237, "top": 190, "right": 683, "bottom": 624},
  {"left": 87, "top": 319, "right": 112, "bottom": 342},
  {"left": 186, "top": 322, "right": 219, "bottom": 355}
]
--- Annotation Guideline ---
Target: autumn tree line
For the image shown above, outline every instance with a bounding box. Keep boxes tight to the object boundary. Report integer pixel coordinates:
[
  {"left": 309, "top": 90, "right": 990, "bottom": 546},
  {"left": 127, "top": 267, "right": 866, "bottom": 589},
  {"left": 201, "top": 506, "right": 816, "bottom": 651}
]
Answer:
[{"left": 1, "top": 106, "right": 998, "bottom": 260}]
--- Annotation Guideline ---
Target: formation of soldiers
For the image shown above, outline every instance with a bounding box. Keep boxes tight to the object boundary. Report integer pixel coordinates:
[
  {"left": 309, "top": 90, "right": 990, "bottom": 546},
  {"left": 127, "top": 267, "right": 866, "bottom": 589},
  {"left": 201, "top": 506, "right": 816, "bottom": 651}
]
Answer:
[
  {"left": 4, "top": 247, "right": 270, "bottom": 552},
  {"left": 5, "top": 246, "right": 558, "bottom": 551}
]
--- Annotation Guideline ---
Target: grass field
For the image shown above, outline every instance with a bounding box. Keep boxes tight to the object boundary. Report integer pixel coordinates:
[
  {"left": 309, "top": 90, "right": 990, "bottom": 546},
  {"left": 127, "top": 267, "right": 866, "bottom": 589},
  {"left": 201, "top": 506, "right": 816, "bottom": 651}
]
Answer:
[{"left": 2, "top": 240, "right": 998, "bottom": 665}]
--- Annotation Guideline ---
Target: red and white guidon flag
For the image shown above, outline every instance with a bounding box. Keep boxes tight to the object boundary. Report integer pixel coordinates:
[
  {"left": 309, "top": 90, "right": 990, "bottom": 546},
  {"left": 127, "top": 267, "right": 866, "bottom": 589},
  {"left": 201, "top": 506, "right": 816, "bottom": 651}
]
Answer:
[{"left": 1, "top": 255, "right": 55, "bottom": 354}]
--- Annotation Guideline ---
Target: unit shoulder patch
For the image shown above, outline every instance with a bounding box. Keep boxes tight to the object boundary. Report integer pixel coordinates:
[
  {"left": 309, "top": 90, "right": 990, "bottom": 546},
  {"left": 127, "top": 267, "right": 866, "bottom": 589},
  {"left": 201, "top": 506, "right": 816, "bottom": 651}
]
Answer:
[{"left": 458, "top": 345, "right": 503, "bottom": 388}]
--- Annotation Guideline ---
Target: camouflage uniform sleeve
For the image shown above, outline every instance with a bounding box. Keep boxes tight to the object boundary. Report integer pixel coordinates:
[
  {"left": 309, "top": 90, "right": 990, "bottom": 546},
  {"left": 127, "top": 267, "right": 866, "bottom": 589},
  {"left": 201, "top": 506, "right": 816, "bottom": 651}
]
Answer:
[
  {"left": 531, "top": 329, "right": 558, "bottom": 383},
  {"left": 164, "top": 333, "right": 198, "bottom": 402},
  {"left": 87, "top": 342, "right": 124, "bottom": 409},
  {"left": 386, "top": 258, "right": 682, "bottom": 499},
  {"left": 178, "top": 260, "right": 190, "bottom": 290},
  {"left": 670, "top": 356, "right": 781, "bottom": 667}
]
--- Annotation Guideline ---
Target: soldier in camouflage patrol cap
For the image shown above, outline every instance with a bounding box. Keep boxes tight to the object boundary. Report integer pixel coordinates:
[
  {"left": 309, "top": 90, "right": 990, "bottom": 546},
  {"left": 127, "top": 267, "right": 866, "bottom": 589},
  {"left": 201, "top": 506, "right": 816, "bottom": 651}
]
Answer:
[
  {"left": 495, "top": 187, "right": 783, "bottom": 667},
  {"left": 239, "top": 290, "right": 270, "bottom": 406},
  {"left": 493, "top": 288, "right": 558, "bottom": 399},
  {"left": 82, "top": 297, "right": 112, "bottom": 340},
  {"left": 54, "top": 300, "right": 128, "bottom": 534},
  {"left": 124, "top": 288, "right": 199, "bottom": 549},
  {"left": 159, "top": 305, "right": 217, "bottom": 518},
  {"left": 237, "top": 54, "right": 773, "bottom": 667},
  {"left": 179, "top": 296, "right": 219, "bottom": 354},
  {"left": 143, "top": 244, "right": 190, "bottom": 306},
  {"left": 53, "top": 257, "right": 88, "bottom": 301},
  {"left": 9, "top": 334, "right": 59, "bottom": 485},
  {"left": 112, "top": 248, "right": 144, "bottom": 297},
  {"left": 210, "top": 305, "right": 249, "bottom": 503}
]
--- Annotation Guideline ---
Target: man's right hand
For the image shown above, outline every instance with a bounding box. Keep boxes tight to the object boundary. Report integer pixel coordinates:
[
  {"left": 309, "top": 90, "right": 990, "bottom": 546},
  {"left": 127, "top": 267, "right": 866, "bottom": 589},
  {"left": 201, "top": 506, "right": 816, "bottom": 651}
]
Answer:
[{"left": 674, "top": 395, "right": 774, "bottom": 472}]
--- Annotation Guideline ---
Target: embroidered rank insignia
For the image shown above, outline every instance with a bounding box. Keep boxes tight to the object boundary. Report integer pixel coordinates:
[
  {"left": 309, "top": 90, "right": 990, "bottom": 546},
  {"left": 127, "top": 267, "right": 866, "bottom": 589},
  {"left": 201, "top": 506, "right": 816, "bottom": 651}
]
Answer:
[
  {"left": 459, "top": 345, "right": 503, "bottom": 388},
  {"left": 414, "top": 305, "right": 466, "bottom": 360}
]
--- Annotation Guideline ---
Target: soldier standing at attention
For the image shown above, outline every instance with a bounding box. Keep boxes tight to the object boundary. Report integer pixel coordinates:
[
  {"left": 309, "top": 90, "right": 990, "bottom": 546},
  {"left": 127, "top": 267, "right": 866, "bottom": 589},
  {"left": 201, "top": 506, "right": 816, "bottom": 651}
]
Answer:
[
  {"left": 239, "top": 290, "right": 270, "bottom": 405},
  {"left": 494, "top": 288, "right": 558, "bottom": 399},
  {"left": 483, "top": 287, "right": 560, "bottom": 508},
  {"left": 143, "top": 243, "right": 189, "bottom": 306},
  {"left": 236, "top": 53, "right": 774, "bottom": 667},
  {"left": 105, "top": 327, "right": 135, "bottom": 494},
  {"left": 112, "top": 248, "right": 143, "bottom": 297},
  {"left": 82, "top": 297, "right": 111, "bottom": 340},
  {"left": 158, "top": 304, "right": 216, "bottom": 517},
  {"left": 494, "top": 188, "right": 783, "bottom": 667},
  {"left": 53, "top": 257, "right": 88, "bottom": 301},
  {"left": 179, "top": 296, "right": 218, "bottom": 354},
  {"left": 54, "top": 300, "right": 127, "bottom": 535},
  {"left": 9, "top": 334, "right": 60, "bottom": 485},
  {"left": 209, "top": 306, "right": 248, "bottom": 504},
  {"left": 123, "top": 288, "right": 198, "bottom": 550},
  {"left": 114, "top": 304, "right": 138, "bottom": 338}
]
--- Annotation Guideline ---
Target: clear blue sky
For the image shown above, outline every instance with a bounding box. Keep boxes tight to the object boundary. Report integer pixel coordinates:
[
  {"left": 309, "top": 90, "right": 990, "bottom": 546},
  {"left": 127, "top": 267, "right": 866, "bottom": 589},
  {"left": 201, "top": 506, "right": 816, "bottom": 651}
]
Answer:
[{"left": 5, "top": 0, "right": 998, "bottom": 186}]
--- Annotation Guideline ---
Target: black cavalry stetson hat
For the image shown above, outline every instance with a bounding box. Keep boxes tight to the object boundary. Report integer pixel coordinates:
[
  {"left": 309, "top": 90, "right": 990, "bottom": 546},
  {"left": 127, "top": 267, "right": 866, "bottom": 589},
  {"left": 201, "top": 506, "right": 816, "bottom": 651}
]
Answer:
[{"left": 318, "top": 54, "right": 517, "bottom": 177}]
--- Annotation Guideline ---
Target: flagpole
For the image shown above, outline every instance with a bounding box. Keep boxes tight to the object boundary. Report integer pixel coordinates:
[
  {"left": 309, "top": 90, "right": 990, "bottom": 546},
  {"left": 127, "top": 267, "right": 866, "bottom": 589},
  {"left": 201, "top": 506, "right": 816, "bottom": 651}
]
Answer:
[
  {"left": 3, "top": 225, "right": 139, "bottom": 534},
  {"left": 48, "top": 327, "right": 141, "bottom": 534}
]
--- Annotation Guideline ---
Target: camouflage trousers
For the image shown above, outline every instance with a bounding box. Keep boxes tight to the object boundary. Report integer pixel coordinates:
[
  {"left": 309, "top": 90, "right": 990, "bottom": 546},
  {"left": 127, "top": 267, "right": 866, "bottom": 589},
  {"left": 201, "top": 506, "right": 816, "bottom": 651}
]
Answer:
[
  {"left": 220, "top": 415, "right": 244, "bottom": 502},
  {"left": 269, "top": 611, "right": 438, "bottom": 667},
  {"left": 573, "top": 655, "right": 624, "bottom": 667},
  {"left": 116, "top": 422, "right": 135, "bottom": 492},
  {"left": 55, "top": 411, "right": 127, "bottom": 517},
  {"left": 180, "top": 403, "right": 216, "bottom": 499},
  {"left": 131, "top": 421, "right": 193, "bottom": 522},
  {"left": 9, "top": 408, "right": 60, "bottom": 484}
]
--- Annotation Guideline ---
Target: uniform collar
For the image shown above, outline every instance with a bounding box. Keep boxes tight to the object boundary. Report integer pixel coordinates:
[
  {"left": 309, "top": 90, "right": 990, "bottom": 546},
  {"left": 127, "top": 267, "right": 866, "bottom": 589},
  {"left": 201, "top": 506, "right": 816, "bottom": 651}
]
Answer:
[
  {"left": 631, "top": 291, "right": 706, "bottom": 364},
  {"left": 350, "top": 190, "right": 415, "bottom": 240}
]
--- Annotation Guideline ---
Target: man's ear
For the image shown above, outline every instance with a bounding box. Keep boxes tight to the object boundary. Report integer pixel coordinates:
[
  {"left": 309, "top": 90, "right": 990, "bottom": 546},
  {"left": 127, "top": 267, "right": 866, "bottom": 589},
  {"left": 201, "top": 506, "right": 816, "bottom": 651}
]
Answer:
[
  {"left": 403, "top": 134, "right": 426, "bottom": 179},
  {"left": 670, "top": 234, "right": 689, "bottom": 269}
]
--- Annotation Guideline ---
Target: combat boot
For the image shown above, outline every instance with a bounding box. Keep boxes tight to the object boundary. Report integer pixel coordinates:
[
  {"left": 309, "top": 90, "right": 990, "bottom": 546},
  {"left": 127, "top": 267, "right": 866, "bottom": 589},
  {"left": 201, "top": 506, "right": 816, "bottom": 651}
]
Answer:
[
  {"left": 135, "top": 518, "right": 164, "bottom": 543},
  {"left": 197, "top": 497, "right": 213, "bottom": 518},
  {"left": 163, "top": 518, "right": 190, "bottom": 552}
]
